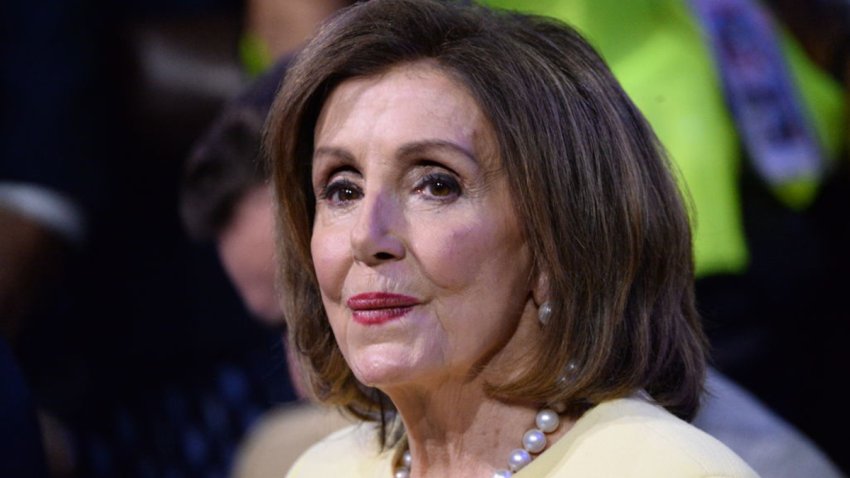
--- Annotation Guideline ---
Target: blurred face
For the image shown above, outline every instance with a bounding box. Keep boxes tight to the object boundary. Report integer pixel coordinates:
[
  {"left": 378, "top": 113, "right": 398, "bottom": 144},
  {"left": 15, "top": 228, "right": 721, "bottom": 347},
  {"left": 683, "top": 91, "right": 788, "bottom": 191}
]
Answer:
[
  {"left": 217, "top": 185, "right": 283, "bottom": 326},
  {"left": 310, "top": 62, "right": 536, "bottom": 390}
]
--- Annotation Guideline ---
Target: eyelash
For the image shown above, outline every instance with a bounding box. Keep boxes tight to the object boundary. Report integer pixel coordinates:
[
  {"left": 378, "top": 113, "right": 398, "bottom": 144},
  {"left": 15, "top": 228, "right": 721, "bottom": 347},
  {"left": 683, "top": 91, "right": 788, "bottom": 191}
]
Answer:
[
  {"left": 414, "top": 172, "right": 462, "bottom": 200},
  {"left": 318, "top": 178, "right": 362, "bottom": 205},
  {"left": 317, "top": 170, "right": 462, "bottom": 206}
]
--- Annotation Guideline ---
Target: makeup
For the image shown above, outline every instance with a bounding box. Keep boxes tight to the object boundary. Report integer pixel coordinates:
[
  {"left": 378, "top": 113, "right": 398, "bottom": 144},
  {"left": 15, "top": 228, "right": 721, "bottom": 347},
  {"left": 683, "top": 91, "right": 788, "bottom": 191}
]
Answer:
[{"left": 347, "top": 292, "right": 419, "bottom": 325}]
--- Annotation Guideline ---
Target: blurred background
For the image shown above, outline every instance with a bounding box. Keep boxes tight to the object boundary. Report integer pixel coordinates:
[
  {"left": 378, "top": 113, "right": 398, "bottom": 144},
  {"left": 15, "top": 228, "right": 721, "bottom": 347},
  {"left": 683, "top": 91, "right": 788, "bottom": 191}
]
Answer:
[
  {"left": 1, "top": 0, "right": 847, "bottom": 477},
  {"left": 2, "top": 0, "right": 348, "bottom": 476}
]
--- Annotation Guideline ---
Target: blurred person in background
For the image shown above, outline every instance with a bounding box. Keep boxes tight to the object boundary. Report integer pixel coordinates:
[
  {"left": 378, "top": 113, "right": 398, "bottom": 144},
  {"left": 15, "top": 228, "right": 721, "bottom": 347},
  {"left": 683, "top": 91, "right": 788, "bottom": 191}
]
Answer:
[
  {"left": 0, "top": 0, "right": 347, "bottom": 476},
  {"left": 180, "top": 55, "right": 356, "bottom": 478}
]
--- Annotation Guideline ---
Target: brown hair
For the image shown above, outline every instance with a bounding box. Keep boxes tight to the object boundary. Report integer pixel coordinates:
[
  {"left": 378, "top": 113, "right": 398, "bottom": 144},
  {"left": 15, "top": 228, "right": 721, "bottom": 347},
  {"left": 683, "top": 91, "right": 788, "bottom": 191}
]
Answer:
[
  {"left": 181, "top": 57, "right": 292, "bottom": 240},
  {"left": 266, "top": 0, "right": 707, "bottom": 437}
]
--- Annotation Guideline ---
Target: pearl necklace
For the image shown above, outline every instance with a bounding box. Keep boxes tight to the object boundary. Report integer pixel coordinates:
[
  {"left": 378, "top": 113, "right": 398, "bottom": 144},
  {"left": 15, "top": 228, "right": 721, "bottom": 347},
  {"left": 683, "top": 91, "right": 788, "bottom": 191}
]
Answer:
[{"left": 393, "top": 407, "right": 561, "bottom": 478}]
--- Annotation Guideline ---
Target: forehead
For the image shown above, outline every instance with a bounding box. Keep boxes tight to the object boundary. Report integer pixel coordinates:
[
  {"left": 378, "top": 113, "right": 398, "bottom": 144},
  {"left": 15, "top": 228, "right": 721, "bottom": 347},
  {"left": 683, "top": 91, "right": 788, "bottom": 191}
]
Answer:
[{"left": 313, "top": 61, "right": 499, "bottom": 165}]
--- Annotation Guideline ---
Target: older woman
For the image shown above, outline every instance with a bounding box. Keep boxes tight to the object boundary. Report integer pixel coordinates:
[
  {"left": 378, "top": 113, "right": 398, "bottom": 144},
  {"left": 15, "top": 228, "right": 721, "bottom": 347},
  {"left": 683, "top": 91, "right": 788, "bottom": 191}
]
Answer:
[{"left": 266, "top": 0, "right": 759, "bottom": 476}]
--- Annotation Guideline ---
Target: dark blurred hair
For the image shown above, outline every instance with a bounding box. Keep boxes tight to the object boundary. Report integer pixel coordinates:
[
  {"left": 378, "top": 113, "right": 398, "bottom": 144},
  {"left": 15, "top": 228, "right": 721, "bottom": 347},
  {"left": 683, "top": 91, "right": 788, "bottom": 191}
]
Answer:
[
  {"left": 180, "top": 56, "right": 291, "bottom": 240},
  {"left": 266, "top": 0, "right": 707, "bottom": 442}
]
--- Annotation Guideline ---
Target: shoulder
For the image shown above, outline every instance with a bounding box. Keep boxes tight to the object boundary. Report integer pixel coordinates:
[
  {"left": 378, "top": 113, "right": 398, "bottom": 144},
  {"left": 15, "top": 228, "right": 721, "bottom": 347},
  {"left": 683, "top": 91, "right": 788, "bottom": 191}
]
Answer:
[
  {"left": 528, "top": 397, "right": 759, "bottom": 478},
  {"left": 285, "top": 422, "right": 393, "bottom": 478},
  {"left": 583, "top": 398, "right": 758, "bottom": 476}
]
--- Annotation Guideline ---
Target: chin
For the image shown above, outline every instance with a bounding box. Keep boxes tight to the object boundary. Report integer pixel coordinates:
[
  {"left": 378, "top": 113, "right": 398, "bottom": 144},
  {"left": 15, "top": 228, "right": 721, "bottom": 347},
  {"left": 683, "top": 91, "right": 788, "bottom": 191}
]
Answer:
[{"left": 347, "top": 343, "right": 431, "bottom": 389}]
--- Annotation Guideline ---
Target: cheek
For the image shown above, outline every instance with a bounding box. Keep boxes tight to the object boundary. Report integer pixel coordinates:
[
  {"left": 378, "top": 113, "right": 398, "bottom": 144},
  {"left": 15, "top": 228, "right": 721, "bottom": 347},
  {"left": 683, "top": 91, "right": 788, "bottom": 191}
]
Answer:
[
  {"left": 413, "top": 206, "right": 530, "bottom": 317},
  {"left": 310, "top": 225, "right": 350, "bottom": 302},
  {"left": 311, "top": 227, "right": 352, "bottom": 351},
  {"left": 414, "top": 219, "right": 494, "bottom": 289}
]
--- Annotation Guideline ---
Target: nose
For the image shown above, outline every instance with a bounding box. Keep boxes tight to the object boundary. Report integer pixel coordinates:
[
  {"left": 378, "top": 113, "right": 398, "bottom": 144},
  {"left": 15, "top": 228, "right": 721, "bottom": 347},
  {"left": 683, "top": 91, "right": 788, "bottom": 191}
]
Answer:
[{"left": 350, "top": 191, "right": 405, "bottom": 265}]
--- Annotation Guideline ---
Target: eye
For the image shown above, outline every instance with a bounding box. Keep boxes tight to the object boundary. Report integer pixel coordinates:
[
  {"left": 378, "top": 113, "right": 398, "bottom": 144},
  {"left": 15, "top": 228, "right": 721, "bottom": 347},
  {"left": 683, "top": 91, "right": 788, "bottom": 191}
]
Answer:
[
  {"left": 319, "top": 178, "right": 363, "bottom": 205},
  {"left": 415, "top": 172, "right": 461, "bottom": 200}
]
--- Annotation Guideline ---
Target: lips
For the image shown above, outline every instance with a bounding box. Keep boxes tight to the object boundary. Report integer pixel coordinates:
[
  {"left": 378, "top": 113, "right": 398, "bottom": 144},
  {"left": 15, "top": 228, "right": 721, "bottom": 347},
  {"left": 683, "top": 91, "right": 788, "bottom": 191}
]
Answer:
[{"left": 347, "top": 292, "right": 419, "bottom": 325}]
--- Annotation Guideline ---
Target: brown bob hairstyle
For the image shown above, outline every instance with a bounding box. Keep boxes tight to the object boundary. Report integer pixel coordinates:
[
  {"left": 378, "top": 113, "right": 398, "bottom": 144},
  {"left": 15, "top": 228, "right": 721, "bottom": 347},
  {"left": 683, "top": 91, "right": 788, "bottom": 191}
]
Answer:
[{"left": 266, "top": 0, "right": 707, "bottom": 432}]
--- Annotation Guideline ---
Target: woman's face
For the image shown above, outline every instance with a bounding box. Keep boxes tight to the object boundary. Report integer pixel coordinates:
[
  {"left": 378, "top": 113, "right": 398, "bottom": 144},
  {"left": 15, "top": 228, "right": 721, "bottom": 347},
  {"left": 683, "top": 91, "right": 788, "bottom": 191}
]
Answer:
[{"left": 310, "top": 62, "right": 536, "bottom": 391}]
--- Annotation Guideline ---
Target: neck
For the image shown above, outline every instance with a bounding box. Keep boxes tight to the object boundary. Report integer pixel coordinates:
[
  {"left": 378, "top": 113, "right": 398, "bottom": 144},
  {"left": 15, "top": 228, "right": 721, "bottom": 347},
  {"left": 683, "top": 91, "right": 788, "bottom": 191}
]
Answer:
[{"left": 385, "top": 383, "right": 572, "bottom": 478}]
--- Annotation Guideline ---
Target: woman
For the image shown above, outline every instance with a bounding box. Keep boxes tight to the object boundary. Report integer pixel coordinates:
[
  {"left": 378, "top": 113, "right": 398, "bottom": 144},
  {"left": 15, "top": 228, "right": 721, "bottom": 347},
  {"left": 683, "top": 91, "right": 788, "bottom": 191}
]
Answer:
[{"left": 266, "top": 0, "right": 759, "bottom": 476}]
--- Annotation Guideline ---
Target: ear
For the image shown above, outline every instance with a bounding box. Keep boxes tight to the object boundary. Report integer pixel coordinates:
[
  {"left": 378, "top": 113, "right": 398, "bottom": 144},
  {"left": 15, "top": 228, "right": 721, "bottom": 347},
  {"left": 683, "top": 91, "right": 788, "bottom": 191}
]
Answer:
[{"left": 532, "top": 270, "right": 549, "bottom": 306}]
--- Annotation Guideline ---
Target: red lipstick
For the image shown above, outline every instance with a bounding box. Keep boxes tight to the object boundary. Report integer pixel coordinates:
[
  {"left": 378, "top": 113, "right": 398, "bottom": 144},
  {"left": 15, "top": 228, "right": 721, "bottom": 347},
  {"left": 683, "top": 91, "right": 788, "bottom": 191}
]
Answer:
[{"left": 347, "top": 292, "right": 419, "bottom": 325}]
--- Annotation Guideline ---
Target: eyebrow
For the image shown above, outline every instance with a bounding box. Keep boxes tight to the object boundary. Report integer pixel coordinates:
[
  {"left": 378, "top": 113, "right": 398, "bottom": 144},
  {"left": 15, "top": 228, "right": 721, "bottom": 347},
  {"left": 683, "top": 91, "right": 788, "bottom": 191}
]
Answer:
[
  {"left": 313, "top": 146, "right": 356, "bottom": 163},
  {"left": 313, "top": 140, "right": 478, "bottom": 165},
  {"left": 397, "top": 140, "right": 477, "bottom": 164}
]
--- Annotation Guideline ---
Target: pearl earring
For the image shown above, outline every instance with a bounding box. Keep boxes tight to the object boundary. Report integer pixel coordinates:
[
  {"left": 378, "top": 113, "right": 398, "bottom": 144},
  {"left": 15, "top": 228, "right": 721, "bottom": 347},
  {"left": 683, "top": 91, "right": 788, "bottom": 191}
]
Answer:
[{"left": 537, "top": 301, "right": 552, "bottom": 326}]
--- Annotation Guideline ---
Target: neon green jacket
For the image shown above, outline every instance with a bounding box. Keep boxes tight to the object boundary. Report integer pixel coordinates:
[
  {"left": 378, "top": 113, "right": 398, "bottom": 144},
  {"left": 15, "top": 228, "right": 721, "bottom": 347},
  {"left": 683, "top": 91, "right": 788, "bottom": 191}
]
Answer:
[{"left": 483, "top": 0, "right": 845, "bottom": 277}]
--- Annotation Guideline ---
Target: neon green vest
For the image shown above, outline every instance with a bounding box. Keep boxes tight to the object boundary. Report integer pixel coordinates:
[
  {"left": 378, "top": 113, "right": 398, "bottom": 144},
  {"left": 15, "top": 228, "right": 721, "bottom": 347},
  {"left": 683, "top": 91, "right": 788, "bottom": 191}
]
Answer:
[{"left": 482, "top": 0, "right": 845, "bottom": 277}]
